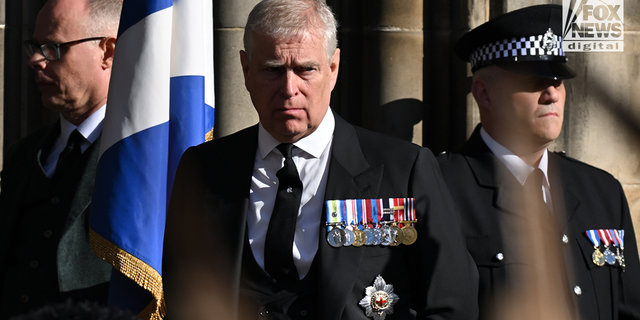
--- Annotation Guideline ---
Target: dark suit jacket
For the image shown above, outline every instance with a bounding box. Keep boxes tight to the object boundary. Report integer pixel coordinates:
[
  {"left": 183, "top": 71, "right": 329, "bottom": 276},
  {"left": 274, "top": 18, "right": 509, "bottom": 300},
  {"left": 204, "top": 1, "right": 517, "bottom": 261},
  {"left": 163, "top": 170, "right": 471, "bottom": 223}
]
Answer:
[
  {"left": 164, "top": 113, "right": 479, "bottom": 320},
  {"left": 438, "top": 125, "right": 640, "bottom": 320},
  {"left": 0, "top": 121, "right": 111, "bottom": 317}
]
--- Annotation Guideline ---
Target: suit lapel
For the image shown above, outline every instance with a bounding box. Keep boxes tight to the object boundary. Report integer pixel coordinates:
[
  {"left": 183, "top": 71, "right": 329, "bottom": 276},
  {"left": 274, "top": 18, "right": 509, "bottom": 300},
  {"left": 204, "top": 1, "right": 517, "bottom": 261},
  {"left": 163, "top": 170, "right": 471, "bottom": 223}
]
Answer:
[
  {"left": 319, "top": 115, "right": 382, "bottom": 319},
  {"left": 324, "top": 115, "right": 383, "bottom": 200},
  {"left": 548, "top": 153, "right": 580, "bottom": 230}
]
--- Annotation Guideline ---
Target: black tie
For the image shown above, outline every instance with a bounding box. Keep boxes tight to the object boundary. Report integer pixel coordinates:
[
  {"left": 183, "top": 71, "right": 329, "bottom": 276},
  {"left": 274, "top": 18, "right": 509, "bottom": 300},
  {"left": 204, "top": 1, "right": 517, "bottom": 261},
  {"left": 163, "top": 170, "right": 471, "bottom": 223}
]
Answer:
[
  {"left": 264, "top": 143, "right": 303, "bottom": 285},
  {"left": 53, "top": 129, "right": 83, "bottom": 182}
]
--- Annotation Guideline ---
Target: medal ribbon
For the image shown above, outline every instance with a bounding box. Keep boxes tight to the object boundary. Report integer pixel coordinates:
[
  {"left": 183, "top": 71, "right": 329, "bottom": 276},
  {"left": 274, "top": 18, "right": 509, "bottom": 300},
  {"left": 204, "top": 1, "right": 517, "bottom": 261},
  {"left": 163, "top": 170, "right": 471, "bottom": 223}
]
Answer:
[
  {"left": 598, "top": 229, "right": 610, "bottom": 247},
  {"left": 404, "top": 198, "right": 416, "bottom": 227},
  {"left": 349, "top": 199, "right": 358, "bottom": 229},
  {"left": 393, "top": 198, "right": 404, "bottom": 226},
  {"left": 357, "top": 199, "right": 364, "bottom": 230},
  {"left": 586, "top": 230, "right": 601, "bottom": 248},
  {"left": 380, "top": 198, "right": 391, "bottom": 223},
  {"left": 343, "top": 199, "right": 354, "bottom": 229},
  {"left": 618, "top": 229, "right": 625, "bottom": 249},
  {"left": 375, "top": 198, "right": 384, "bottom": 225},
  {"left": 608, "top": 229, "right": 619, "bottom": 247},
  {"left": 325, "top": 200, "right": 343, "bottom": 231},
  {"left": 365, "top": 199, "right": 374, "bottom": 227},
  {"left": 372, "top": 199, "right": 380, "bottom": 225}
]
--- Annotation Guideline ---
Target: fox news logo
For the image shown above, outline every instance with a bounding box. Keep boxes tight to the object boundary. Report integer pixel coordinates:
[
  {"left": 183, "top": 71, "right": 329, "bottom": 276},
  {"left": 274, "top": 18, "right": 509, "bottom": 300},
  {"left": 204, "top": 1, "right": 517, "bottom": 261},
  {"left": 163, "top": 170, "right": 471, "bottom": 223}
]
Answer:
[{"left": 562, "top": 0, "right": 624, "bottom": 52}]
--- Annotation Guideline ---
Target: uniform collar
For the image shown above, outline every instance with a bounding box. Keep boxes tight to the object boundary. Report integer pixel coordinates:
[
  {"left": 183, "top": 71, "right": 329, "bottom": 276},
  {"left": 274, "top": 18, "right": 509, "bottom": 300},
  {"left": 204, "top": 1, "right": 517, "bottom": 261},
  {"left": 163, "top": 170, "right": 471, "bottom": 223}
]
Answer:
[
  {"left": 480, "top": 126, "right": 550, "bottom": 187},
  {"left": 258, "top": 107, "right": 335, "bottom": 159}
]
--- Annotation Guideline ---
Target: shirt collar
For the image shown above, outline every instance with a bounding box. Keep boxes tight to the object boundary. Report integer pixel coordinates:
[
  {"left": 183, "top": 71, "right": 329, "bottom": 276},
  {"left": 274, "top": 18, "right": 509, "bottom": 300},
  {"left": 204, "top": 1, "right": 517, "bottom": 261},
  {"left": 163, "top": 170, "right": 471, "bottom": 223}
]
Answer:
[
  {"left": 480, "top": 126, "right": 550, "bottom": 186},
  {"left": 59, "top": 104, "right": 106, "bottom": 144},
  {"left": 258, "top": 107, "right": 335, "bottom": 159}
]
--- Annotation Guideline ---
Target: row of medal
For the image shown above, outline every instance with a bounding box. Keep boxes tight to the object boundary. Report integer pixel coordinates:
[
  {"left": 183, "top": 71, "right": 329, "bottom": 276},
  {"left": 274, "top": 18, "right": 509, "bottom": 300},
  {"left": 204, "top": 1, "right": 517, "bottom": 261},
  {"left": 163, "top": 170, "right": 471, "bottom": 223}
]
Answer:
[
  {"left": 325, "top": 198, "right": 417, "bottom": 248},
  {"left": 586, "top": 229, "right": 625, "bottom": 270}
]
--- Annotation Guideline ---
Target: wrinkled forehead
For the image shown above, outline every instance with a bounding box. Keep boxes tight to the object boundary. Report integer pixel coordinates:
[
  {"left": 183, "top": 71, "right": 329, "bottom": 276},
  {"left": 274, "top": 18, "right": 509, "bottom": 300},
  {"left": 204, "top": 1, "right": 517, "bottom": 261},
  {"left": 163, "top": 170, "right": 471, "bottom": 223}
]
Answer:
[{"left": 249, "top": 29, "right": 325, "bottom": 57}]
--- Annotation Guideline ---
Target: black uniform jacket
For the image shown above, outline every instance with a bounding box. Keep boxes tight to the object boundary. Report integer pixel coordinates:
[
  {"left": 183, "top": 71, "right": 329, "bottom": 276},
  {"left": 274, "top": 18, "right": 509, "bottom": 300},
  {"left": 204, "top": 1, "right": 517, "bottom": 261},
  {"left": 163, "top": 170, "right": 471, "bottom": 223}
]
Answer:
[
  {"left": 0, "top": 121, "right": 111, "bottom": 318},
  {"left": 164, "top": 113, "right": 479, "bottom": 320},
  {"left": 438, "top": 125, "right": 640, "bottom": 320}
]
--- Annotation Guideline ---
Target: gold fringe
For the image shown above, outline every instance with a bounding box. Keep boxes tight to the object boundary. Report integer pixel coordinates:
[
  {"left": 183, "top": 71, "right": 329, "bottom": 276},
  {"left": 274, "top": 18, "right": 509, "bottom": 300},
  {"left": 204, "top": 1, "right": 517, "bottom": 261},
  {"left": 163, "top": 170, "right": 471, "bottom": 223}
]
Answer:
[
  {"left": 90, "top": 229, "right": 166, "bottom": 320},
  {"left": 205, "top": 127, "right": 214, "bottom": 142}
]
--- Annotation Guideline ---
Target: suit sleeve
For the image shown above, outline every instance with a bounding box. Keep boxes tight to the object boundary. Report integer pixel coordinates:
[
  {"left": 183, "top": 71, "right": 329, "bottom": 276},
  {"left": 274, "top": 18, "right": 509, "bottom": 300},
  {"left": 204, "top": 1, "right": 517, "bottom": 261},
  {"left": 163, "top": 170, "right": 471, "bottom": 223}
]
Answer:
[
  {"left": 163, "top": 147, "right": 244, "bottom": 320},
  {"left": 410, "top": 148, "right": 479, "bottom": 320},
  {"left": 616, "top": 181, "right": 640, "bottom": 319}
]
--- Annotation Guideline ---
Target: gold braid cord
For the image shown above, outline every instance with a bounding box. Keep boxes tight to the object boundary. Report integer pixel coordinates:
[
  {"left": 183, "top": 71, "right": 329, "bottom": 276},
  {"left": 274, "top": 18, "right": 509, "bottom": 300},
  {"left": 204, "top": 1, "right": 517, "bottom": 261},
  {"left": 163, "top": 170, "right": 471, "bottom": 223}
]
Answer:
[{"left": 90, "top": 229, "right": 166, "bottom": 320}]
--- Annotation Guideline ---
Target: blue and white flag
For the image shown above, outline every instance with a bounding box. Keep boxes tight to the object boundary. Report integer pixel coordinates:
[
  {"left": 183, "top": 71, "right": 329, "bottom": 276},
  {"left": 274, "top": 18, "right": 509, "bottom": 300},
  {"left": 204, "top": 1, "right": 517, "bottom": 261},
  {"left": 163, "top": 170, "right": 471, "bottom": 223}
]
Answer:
[{"left": 89, "top": 0, "right": 214, "bottom": 318}]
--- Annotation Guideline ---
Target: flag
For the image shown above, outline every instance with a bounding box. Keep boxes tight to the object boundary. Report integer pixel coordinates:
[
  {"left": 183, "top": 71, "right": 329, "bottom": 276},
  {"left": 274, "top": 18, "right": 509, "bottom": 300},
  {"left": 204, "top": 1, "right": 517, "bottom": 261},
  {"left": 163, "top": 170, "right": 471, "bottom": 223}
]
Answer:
[{"left": 89, "top": 0, "right": 214, "bottom": 318}]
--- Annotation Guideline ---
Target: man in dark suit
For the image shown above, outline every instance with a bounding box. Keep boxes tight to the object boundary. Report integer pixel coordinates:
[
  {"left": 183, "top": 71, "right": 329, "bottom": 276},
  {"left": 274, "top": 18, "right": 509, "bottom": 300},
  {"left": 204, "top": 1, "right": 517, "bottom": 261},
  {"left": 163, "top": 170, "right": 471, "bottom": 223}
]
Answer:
[
  {"left": 163, "top": 0, "right": 478, "bottom": 319},
  {"left": 0, "top": 0, "right": 121, "bottom": 318},
  {"left": 438, "top": 4, "right": 640, "bottom": 320}
]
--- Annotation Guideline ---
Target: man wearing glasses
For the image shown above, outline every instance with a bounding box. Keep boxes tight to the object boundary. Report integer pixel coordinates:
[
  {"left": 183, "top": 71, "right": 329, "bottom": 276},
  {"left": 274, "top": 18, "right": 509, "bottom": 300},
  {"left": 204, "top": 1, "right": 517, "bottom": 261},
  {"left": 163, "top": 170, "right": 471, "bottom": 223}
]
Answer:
[{"left": 0, "top": 0, "right": 122, "bottom": 318}]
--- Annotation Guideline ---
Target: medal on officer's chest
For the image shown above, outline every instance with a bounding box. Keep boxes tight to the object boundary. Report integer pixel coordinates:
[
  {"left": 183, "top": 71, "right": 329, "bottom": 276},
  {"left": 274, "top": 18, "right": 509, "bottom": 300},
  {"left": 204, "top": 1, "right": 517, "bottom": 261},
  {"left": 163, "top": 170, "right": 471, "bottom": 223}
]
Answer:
[
  {"left": 325, "top": 198, "right": 418, "bottom": 247},
  {"left": 359, "top": 275, "right": 399, "bottom": 320},
  {"left": 399, "top": 198, "right": 418, "bottom": 245},
  {"left": 325, "top": 200, "right": 346, "bottom": 247},
  {"left": 352, "top": 228, "right": 366, "bottom": 247},
  {"left": 343, "top": 228, "right": 356, "bottom": 246},
  {"left": 586, "top": 230, "right": 605, "bottom": 267},
  {"left": 599, "top": 229, "right": 617, "bottom": 265},
  {"left": 618, "top": 229, "right": 626, "bottom": 271},
  {"left": 586, "top": 229, "right": 627, "bottom": 270}
]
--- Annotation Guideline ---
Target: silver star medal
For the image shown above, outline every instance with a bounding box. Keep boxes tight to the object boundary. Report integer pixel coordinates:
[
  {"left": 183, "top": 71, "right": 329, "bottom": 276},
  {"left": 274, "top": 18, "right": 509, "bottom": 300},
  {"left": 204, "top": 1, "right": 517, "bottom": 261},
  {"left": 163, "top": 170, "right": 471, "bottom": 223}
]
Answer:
[{"left": 359, "top": 275, "right": 399, "bottom": 320}]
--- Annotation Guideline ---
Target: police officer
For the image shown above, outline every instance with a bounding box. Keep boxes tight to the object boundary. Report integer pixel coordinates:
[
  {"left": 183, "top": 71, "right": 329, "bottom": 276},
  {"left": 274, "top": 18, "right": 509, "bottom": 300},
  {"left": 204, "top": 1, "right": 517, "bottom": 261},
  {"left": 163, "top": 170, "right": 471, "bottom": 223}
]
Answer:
[{"left": 438, "top": 4, "right": 640, "bottom": 320}]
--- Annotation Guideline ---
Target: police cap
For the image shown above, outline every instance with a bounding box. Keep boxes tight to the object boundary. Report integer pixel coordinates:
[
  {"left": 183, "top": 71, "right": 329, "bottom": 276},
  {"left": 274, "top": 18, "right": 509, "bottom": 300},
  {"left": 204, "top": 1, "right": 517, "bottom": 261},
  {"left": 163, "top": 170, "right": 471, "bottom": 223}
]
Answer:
[{"left": 454, "top": 4, "right": 576, "bottom": 79}]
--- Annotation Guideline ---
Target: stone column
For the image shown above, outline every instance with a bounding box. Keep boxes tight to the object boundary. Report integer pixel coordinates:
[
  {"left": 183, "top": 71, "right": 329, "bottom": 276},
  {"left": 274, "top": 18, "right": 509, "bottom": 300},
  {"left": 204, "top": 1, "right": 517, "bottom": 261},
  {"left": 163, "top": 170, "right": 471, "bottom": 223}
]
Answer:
[
  {"left": 360, "top": 0, "right": 424, "bottom": 145},
  {"left": 213, "top": 0, "right": 259, "bottom": 138},
  {"left": 326, "top": 1, "right": 364, "bottom": 126},
  {"left": 423, "top": 1, "right": 475, "bottom": 153}
]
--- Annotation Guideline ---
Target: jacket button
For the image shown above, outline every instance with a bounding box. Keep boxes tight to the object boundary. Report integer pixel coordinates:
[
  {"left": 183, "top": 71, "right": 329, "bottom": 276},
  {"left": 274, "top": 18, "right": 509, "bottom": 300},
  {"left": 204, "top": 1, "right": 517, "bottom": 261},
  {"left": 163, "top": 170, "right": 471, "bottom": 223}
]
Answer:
[
  {"left": 495, "top": 253, "right": 504, "bottom": 261},
  {"left": 259, "top": 308, "right": 268, "bottom": 317},
  {"left": 44, "top": 230, "right": 53, "bottom": 238},
  {"left": 51, "top": 197, "right": 60, "bottom": 205},
  {"left": 30, "top": 260, "right": 39, "bottom": 269},
  {"left": 300, "top": 310, "right": 308, "bottom": 317},
  {"left": 562, "top": 234, "right": 569, "bottom": 244},
  {"left": 21, "top": 295, "right": 29, "bottom": 303},
  {"left": 574, "top": 285, "right": 582, "bottom": 296}
]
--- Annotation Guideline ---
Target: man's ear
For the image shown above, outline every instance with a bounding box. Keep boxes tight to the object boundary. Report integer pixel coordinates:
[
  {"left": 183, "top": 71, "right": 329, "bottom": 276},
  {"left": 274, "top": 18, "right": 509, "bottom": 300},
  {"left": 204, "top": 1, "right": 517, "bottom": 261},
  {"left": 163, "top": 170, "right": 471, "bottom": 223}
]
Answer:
[
  {"left": 239, "top": 50, "right": 250, "bottom": 89},
  {"left": 101, "top": 37, "right": 117, "bottom": 70},
  {"left": 471, "top": 77, "right": 492, "bottom": 111},
  {"left": 329, "top": 48, "right": 340, "bottom": 91}
]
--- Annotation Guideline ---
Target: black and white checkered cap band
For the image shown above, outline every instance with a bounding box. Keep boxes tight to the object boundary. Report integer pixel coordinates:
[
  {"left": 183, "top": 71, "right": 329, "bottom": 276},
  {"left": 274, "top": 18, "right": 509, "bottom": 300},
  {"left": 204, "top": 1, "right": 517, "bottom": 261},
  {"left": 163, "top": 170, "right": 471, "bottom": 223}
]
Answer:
[{"left": 470, "top": 31, "right": 565, "bottom": 69}]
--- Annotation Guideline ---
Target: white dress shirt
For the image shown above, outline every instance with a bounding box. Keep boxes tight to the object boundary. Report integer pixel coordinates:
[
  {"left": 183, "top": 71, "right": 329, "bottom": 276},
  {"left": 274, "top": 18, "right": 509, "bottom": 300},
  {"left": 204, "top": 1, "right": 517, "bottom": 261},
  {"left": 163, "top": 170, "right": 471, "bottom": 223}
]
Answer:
[
  {"left": 248, "top": 108, "right": 335, "bottom": 279},
  {"left": 480, "top": 127, "right": 554, "bottom": 213},
  {"left": 43, "top": 105, "right": 106, "bottom": 178}
]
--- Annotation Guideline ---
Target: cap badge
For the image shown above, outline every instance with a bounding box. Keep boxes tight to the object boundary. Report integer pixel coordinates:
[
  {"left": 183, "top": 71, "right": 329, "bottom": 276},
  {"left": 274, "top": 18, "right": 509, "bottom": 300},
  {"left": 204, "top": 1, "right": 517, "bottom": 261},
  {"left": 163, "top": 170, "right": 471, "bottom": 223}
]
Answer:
[
  {"left": 359, "top": 275, "right": 399, "bottom": 320},
  {"left": 542, "top": 28, "right": 559, "bottom": 55}
]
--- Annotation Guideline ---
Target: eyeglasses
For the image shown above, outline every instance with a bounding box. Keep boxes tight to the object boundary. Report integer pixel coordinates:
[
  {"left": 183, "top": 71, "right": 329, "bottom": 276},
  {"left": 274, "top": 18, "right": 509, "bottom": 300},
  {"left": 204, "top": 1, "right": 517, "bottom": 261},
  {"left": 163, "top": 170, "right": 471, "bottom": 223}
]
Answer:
[{"left": 23, "top": 37, "right": 106, "bottom": 61}]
